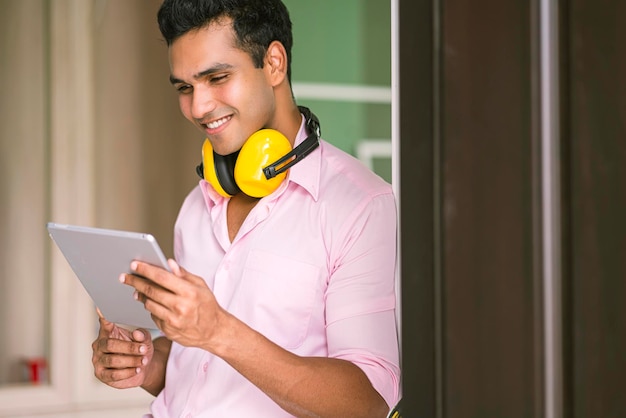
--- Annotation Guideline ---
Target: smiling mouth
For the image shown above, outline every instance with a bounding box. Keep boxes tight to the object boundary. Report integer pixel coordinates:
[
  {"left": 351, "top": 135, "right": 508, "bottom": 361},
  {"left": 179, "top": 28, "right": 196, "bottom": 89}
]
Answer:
[{"left": 204, "top": 115, "right": 232, "bottom": 130}]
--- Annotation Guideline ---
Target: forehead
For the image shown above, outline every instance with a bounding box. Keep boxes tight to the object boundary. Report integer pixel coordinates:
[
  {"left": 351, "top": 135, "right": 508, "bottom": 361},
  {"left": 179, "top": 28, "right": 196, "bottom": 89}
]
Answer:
[{"left": 168, "top": 19, "right": 250, "bottom": 78}]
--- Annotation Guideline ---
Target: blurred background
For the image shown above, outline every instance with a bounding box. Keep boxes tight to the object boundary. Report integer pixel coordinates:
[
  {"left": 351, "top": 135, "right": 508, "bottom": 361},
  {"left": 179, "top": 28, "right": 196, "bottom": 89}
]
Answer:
[
  {"left": 0, "top": 0, "right": 392, "bottom": 416},
  {"left": 0, "top": 0, "right": 624, "bottom": 417}
]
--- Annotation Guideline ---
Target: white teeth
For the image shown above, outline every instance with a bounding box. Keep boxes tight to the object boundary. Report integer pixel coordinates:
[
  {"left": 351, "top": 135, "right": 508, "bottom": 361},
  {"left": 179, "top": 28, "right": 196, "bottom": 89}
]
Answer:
[{"left": 206, "top": 116, "right": 230, "bottom": 129}]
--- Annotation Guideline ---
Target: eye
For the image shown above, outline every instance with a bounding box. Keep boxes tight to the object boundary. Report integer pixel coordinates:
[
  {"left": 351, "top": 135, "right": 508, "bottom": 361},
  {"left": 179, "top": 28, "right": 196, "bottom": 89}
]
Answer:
[
  {"left": 175, "top": 84, "right": 192, "bottom": 94},
  {"left": 210, "top": 74, "right": 228, "bottom": 84}
]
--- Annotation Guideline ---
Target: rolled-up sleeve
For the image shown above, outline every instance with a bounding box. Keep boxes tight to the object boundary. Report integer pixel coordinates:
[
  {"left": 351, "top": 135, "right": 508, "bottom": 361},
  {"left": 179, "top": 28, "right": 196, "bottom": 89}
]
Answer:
[{"left": 325, "top": 192, "right": 400, "bottom": 408}]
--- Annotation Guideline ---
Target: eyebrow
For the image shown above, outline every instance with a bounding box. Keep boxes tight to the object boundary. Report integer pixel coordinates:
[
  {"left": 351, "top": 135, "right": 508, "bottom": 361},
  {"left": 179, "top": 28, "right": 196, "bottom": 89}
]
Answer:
[{"left": 169, "top": 63, "right": 234, "bottom": 85}]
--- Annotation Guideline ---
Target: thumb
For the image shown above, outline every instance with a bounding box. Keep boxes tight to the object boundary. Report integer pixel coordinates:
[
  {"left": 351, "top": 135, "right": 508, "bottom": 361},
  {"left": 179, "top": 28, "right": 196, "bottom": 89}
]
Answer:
[
  {"left": 167, "top": 259, "right": 204, "bottom": 286},
  {"left": 167, "top": 258, "right": 185, "bottom": 277},
  {"left": 131, "top": 328, "right": 151, "bottom": 342},
  {"left": 96, "top": 308, "right": 115, "bottom": 334}
]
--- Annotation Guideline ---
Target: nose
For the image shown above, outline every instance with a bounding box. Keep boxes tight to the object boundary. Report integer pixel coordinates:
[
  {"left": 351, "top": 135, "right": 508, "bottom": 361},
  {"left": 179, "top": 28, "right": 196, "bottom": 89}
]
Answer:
[{"left": 188, "top": 85, "right": 217, "bottom": 121}]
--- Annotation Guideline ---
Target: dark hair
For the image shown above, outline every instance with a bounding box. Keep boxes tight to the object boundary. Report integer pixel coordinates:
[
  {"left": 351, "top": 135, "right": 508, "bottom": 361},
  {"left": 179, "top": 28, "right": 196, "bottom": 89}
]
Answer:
[{"left": 157, "top": 0, "right": 293, "bottom": 82}]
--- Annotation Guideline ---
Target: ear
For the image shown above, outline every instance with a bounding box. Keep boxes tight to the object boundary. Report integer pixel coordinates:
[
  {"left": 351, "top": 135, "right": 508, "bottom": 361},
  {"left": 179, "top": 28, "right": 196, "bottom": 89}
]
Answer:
[{"left": 265, "top": 40, "right": 288, "bottom": 87}]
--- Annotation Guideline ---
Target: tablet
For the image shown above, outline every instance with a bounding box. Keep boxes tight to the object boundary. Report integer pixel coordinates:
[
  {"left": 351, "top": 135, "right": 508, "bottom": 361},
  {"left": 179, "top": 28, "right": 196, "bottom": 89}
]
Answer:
[{"left": 47, "top": 222, "right": 170, "bottom": 329}]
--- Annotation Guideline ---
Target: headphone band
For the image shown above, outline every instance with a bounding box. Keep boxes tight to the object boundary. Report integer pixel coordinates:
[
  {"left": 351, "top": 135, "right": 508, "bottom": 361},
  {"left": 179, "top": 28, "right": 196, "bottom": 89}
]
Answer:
[
  {"left": 263, "top": 105, "right": 320, "bottom": 179},
  {"left": 263, "top": 106, "right": 322, "bottom": 180},
  {"left": 299, "top": 105, "right": 321, "bottom": 139}
]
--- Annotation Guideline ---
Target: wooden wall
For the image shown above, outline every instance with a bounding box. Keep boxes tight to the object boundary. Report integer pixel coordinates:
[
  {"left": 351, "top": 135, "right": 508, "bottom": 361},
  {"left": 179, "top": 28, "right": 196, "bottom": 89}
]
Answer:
[{"left": 398, "top": 0, "right": 626, "bottom": 416}]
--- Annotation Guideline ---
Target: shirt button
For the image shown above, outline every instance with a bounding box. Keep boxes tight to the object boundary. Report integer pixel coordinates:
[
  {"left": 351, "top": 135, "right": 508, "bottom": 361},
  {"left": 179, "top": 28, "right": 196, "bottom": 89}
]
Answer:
[{"left": 203, "top": 362, "right": 209, "bottom": 372}]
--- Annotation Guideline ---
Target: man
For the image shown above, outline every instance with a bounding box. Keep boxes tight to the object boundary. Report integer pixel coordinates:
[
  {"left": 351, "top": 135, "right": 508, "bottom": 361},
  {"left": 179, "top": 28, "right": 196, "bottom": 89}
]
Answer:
[{"left": 91, "top": 0, "right": 400, "bottom": 416}]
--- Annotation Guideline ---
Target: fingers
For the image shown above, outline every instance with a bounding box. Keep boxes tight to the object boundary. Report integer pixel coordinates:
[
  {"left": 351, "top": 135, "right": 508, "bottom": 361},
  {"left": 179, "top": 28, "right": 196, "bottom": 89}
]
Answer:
[
  {"left": 95, "top": 332, "right": 148, "bottom": 356},
  {"left": 122, "top": 260, "right": 216, "bottom": 342},
  {"left": 93, "top": 347, "right": 146, "bottom": 387},
  {"left": 121, "top": 260, "right": 192, "bottom": 309},
  {"left": 94, "top": 316, "right": 149, "bottom": 357},
  {"left": 96, "top": 347, "right": 144, "bottom": 369},
  {"left": 168, "top": 258, "right": 183, "bottom": 276},
  {"left": 121, "top": 273, "right": 175, "bottom": 313},
  {"left": 132, "top": 260, "right": 199, "bottom": 289},
  {"left": 92, "top": 309, "right": 154, "bottom": 389},
  {"left": 92, "top": 331, "right": 151, "bottom": 388},
  {"left": 96, "top": 364, "right": 142, "bottom": 384}
]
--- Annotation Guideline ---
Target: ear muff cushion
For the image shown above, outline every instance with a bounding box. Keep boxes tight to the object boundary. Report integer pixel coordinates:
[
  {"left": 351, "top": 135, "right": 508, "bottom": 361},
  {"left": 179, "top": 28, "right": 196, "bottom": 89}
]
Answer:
[
  {"left": 202, "top": 139, "right": 240, "bottom": 197},
  {"left": 234, "top": 129, "right": 292, "bottom": 198}
]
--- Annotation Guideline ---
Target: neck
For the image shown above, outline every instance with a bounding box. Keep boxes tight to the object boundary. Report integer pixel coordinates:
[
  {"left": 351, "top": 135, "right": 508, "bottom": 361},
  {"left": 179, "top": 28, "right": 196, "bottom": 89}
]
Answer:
[{"left": 270, "top": 84, "right": 302, "bottom": 146}]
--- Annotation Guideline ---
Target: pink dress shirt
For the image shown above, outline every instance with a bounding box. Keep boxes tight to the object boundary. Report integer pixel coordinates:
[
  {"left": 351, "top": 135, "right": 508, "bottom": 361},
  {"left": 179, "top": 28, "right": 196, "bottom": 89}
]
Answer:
[{"left": 146, "top": 115, "right": 400, "bottom": 417}]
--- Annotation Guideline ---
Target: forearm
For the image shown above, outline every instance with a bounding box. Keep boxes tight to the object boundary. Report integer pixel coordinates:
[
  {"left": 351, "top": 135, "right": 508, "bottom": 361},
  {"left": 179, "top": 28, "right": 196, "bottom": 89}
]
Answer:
[
  {"left": 268, "top": 356, "right": 388, "bottom": 418},
  {"left": 141, "top": 336, "right": 172, "bottom": 397},
  {"left": 210, "top": 313, "right": 388, "bottom": 418}
]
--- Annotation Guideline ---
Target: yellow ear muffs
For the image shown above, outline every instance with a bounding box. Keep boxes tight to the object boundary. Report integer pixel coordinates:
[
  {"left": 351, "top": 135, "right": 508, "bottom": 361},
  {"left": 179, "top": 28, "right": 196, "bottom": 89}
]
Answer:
[
  {"left": 234, "top": 129, "right": 292, "bottom": 198},
  {"left": 197, "top": 106, "right": 320, "bottom": 198}
]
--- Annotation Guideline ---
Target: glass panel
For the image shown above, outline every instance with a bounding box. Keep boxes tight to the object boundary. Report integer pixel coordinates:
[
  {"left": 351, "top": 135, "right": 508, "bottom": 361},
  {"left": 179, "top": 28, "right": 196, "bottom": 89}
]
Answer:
[
  {"left": 284, "top": 0, "right": 392, "bottom": 181},
  {"left": 284, "top": 0, "right": 391, "bottom": 86},
  {"left": 294, "top": 100, "right": 391, "bottom": 155},
  {"left": 0, "top": 0, "right": 49, "bottom": 387}
]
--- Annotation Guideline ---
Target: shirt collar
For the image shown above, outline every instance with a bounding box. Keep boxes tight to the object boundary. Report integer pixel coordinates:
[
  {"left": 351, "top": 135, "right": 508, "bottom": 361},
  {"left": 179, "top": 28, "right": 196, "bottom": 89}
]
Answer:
[{"left": 285, "top": 113, "right": 321, "bottom": 201}]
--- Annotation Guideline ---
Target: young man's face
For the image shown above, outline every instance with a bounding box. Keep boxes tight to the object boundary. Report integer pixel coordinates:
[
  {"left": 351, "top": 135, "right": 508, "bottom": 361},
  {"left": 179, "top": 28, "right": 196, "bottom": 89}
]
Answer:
[{"left": 168, "top": 19, "right": 276, "bottom": 156}]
